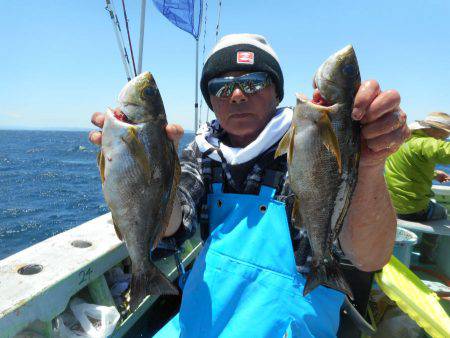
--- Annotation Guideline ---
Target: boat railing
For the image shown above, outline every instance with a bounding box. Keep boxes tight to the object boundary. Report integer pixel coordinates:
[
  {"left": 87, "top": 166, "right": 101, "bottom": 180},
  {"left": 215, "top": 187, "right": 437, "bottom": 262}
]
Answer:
[{"left": 0, "top": 213, "right": 202, "bottom": 337}]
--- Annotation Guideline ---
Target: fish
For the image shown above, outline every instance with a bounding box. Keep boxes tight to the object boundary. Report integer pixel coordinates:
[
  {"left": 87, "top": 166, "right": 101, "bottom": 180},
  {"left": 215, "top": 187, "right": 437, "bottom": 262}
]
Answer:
[
  {"left": 275, "top": 45, "right": 361, "bottom": 298},
  {"left": 98, "top": 71, "right": 180, "bottom": 310}
]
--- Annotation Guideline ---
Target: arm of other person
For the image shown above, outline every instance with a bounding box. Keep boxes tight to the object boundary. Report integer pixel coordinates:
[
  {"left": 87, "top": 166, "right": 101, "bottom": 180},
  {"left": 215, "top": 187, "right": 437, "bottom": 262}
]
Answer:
[
  {"left": 434, "top": 170, "right": 450, "bottom": 183},
  {"left": 419, "top": 136, "right": 450, "bottom": 165},
  {"left": 338, "top": 80, "right": 410, "bottom": 271}
]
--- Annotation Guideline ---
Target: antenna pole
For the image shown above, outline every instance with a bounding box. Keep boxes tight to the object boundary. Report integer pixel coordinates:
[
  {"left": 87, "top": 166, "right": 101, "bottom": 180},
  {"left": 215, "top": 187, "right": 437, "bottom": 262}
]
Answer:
[{"left": 137, "top": 0, "right": 147, "bottom": 74}]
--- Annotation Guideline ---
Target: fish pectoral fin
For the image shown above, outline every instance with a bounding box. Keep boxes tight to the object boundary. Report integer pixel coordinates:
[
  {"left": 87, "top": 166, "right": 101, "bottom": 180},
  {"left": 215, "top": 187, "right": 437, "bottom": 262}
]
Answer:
[
  {"left": 275, "top": 127, "right": 291, "bottom": 158},
  {"left": 318, "top": 112, "right": 342, "bottom": 174},
  {"left": 121, "top": 126, "right": 154, "bottom": 183},
  {"left": 275, "top": 125, "right": 296, "bottom": 165},
  {"left": 97, "top": 150, "right": 106, "bottom": 184}
]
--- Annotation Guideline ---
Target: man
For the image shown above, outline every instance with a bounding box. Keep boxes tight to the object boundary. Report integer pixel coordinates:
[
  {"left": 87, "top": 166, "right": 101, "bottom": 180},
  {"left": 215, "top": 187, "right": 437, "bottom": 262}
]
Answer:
[
  {"left": 90, "top": 34, "right": 409, "bottom": 337},
  {"left": 385, "top": 112, "right": 450, "bottom": 263}
]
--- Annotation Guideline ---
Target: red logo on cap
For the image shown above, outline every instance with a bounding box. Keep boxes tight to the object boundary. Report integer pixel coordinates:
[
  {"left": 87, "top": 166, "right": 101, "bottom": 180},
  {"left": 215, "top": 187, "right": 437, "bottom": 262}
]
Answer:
[{"left": 237, "top": 51, "right": 254, "bottom": 64}]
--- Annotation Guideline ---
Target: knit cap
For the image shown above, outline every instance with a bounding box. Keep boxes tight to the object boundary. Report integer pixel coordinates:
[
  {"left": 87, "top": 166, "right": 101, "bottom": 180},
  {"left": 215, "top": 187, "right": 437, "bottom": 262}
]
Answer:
[{"left": 200, "top": 33, "right": 284, "bottom": 109}]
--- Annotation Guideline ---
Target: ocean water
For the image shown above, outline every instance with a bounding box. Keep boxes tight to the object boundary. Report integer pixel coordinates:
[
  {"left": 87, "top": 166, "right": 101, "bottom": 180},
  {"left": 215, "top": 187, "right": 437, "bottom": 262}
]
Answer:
[{"left": 0, "top": 130, "right": 194, "bottom": 260}]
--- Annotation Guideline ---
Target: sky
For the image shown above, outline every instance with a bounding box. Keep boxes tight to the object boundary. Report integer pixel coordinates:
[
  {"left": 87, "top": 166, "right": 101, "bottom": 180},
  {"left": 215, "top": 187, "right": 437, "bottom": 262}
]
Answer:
[{"left": 1, "top": 0, "right": 449, "bottom": 132}]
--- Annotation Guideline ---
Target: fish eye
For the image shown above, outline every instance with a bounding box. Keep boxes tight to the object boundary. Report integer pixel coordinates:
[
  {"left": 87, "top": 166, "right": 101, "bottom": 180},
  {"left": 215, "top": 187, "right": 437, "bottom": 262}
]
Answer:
[
  {"left": 342, "top": 64, "right": 357, "bottom": 78},
  {"left": 142, "top": 86, "right": 158, "bottom": 97}
]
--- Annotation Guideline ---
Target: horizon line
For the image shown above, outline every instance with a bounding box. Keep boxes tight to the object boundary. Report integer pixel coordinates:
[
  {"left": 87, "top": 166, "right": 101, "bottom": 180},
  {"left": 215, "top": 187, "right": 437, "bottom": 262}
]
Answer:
[{"left": 0, "top": 126, "right": 195, "bottom": 133}]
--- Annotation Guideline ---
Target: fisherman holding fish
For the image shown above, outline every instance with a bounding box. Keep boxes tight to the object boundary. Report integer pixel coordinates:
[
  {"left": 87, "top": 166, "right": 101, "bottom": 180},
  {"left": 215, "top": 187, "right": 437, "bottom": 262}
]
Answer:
[{"left": 90, "top": 34, "right": 410, "bottom": 337}]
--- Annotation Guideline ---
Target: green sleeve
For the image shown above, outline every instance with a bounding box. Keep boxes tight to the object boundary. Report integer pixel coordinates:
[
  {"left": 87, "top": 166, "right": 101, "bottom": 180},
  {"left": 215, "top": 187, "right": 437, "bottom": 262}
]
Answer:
[{"left": 418, "top": 137, "right": 450, "bottom": 164}]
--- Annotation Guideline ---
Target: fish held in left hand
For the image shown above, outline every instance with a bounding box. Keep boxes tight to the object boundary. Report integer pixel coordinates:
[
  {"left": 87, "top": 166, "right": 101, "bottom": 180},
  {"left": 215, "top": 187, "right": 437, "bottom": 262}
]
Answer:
[
  {"left": 98, "top": 71, "right": 180, "bottom": 310},
  {"left": 276, "top": 45, "right": 361, "bottom": 299}
]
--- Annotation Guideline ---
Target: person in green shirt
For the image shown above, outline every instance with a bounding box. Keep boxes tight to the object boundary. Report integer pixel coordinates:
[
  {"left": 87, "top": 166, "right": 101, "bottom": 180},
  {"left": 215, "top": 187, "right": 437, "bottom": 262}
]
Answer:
[{"left": 385, "top": 111, "right": 450, "bottom": 262}]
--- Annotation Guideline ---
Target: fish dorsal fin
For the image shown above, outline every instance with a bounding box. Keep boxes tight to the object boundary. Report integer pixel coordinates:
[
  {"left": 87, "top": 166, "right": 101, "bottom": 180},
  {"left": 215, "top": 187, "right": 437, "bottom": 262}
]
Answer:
[
  {"left": 318, "top": 110, "right": 342, "bottom": 174},
  {"left": 275, "top": 124, "right": 296, "bottom": 165},
  {"left": 97, "top": 150, "right": 106, "bottom": 184},
  {"left": 121, "top": 126, "right": 153, "bottom": 183}
]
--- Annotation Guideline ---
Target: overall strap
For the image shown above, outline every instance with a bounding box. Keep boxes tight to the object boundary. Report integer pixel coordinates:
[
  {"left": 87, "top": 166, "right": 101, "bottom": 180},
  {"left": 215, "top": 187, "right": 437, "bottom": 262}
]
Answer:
[
  {"left": 198, "top": 142, "right": 288, "bottom": 241},
  {"left": 199, "top": 147, "right": 224, "bottom": 241}
]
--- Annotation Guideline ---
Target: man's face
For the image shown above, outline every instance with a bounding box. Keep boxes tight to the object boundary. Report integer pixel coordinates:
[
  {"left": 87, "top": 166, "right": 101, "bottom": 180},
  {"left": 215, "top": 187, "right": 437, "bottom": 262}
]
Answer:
[{"left": 209, "top": 71, "right": 278, "bottom": 141}]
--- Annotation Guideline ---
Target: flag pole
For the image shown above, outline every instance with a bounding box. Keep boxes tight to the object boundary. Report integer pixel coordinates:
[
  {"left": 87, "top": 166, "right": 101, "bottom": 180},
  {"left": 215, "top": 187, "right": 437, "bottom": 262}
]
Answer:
[
  {"left": 194, "top": 38, "right": 199, "bottom": 133},
  {"left": 137, "top": 0, "right": 147, "bottom": 74}
]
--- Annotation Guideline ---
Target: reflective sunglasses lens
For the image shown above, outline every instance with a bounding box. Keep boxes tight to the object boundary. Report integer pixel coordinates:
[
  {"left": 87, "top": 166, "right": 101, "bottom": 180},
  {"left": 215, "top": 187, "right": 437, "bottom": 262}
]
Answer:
[
  {"left": 216, "top": 83, "right": 234, "bottom": 98},
  {"left": 238, "top": 72, "right": 271, "bottom": 95},
  {"left": 208, "top": 72, "right": 271, "bottom": 98},
  {"left": 208, "top": 77, "right": 233, "bottom": 97}
]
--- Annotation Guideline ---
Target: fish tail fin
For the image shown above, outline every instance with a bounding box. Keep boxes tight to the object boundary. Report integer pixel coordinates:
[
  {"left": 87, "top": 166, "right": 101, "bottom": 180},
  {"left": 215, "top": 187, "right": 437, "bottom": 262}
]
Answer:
[
  {"left": 304, "top": 257, "right": 353, "bottom": 299},
  {"left": 129, "top": 262, "right": 179, "bottom": 311}
]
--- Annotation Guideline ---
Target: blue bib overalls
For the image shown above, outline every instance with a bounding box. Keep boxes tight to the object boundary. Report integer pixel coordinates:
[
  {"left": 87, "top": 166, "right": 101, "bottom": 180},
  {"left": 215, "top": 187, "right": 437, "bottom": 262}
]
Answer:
[{"left": 155, "top": 183, "right": 344, "bottom": 337}]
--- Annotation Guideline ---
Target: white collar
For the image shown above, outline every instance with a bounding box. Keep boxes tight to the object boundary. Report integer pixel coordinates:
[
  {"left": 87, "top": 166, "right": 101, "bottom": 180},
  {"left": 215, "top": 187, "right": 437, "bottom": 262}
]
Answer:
[{"left": 195, "top": 107, "right": 292, "bottom": 165}]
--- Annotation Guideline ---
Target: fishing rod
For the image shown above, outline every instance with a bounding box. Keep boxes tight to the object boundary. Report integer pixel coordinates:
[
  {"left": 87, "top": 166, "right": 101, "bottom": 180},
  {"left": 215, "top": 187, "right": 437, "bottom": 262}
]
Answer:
[
  {"left": 121, "top": 0, "right": 137, "bottom": 77},
  {"left": 105, "top": 0, "right": 133, "bottom": 81}
]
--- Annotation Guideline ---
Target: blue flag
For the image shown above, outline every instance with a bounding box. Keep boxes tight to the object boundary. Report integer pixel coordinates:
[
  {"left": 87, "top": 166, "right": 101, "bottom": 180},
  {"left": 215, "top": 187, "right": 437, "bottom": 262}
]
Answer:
[{"left": 152, "top": 0, "right": 203, "bottom": 39}]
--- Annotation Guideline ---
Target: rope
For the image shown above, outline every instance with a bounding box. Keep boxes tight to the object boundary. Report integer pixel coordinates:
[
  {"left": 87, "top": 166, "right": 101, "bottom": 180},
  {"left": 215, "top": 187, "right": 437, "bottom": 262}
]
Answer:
[{"left": 121, "top": 0, "right": 137, "bottom": 77}]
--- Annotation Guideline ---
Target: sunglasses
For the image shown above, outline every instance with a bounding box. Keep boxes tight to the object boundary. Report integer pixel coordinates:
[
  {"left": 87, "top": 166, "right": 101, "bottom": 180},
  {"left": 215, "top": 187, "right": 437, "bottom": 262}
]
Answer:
[{"left": 207, "top": 72, "right": 272, "bottom": 98}]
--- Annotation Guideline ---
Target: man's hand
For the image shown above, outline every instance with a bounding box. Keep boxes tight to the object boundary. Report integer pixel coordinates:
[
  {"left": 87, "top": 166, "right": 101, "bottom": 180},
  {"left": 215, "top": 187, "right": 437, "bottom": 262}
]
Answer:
[
  {"left": 352, "top": 80, "right": 411, "bottom": 168},
  {"left": 88, "top": 110, "right": 185, "bottom": 146},
  {"left": 339, "top": 80, "right": 407, "bottom": 270},
  {"left": 435, "top": 170, "right": 450, "bottom": 183}
]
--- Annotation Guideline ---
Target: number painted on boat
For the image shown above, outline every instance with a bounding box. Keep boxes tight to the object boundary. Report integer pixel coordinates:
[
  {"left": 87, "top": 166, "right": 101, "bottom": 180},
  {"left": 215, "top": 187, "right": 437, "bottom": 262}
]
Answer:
[{"left": 78, "top": 267, "right": 93, "bottom": 285}]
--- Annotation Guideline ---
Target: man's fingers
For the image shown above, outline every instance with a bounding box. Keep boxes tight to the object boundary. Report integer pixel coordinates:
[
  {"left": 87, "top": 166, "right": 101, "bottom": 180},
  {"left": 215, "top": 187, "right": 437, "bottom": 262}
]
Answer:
[
  {"left": 366, "top": 124, "right": 409, "bottom": 153},
  {"left": 361, "top": 109, "right": 407, "bottom": 139},
  {"left": 91, "top": 112, "right": 105, "bottom": 128},
  {"left": 360, "top": 147, "right": 393, "bottom": 167},
  {"left": 89, "top": 130, "right": 102, "bottom": 145},
  {"left": 361, "top": 89, "right": 401, "bottom": 124},
  {"left": 352, "top": 80, "right": 381, "bottom": 121},
  {"left": 166, "top": 124, "right": 184, "bottom": 143}
]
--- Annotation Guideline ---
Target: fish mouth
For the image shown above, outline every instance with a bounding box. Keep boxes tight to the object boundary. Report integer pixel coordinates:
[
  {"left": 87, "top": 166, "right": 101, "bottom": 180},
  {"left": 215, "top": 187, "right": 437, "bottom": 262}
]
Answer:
[
  {"left": 113, "top": 109, "right": 135, "bottom": 124},
  {"left": 106, "top": 107, "right": 138, "bottom": 125},
  {"left": 311, "top": 88, "right": 332, "bottom": 107}
]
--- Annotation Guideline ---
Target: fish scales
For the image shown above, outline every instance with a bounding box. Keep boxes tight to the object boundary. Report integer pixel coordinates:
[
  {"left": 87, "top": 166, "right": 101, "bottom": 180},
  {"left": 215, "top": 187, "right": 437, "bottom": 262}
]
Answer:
[
  {"left": 99, "top": 72, "right": 180, "bottom": 311},
  {"left": 276, "top": 45, "right": 360, "bottom": 298}
]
